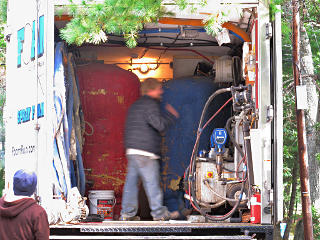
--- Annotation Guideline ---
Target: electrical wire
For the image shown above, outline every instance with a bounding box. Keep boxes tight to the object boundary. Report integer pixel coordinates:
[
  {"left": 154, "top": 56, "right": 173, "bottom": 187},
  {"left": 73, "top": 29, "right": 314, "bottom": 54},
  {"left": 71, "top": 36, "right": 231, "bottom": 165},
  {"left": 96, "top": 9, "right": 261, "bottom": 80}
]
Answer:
[
  {"left": 148, "top": 47, "right": 215, "bottom": 65},
  {"left": 202, "top": 98, "right": 233, "bottom": 130},
  {"left": 138, "top": 35, "right": 218, "bottom": 44},
  {"left": 236, "top": 154, "right": 246, "bottom": 180}
]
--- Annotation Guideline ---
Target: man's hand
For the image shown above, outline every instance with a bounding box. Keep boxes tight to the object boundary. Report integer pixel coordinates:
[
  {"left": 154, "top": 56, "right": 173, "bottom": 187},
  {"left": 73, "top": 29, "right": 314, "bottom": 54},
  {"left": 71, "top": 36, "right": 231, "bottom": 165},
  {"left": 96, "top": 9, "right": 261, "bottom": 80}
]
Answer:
[{"left": 165, "top": 104, "right": 179, "bottom": 118}]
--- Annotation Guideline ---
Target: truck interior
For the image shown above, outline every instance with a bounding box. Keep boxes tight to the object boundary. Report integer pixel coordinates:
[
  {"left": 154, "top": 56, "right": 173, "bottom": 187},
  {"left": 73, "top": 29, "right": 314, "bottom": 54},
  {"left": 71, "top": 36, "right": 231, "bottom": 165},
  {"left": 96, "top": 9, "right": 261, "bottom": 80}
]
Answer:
[{"left": 50, "top": 2, "right": 276, "bottom": 239}]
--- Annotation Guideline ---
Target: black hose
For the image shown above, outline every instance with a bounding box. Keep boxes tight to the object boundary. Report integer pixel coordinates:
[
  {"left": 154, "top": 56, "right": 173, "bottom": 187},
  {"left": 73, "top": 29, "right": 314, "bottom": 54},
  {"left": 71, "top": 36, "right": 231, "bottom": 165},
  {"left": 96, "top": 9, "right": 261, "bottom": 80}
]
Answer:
[
  {"left": 193, "top": 88, "right": 231, "bottom": 159},
  {"left": 225, "top": 116, "right": 245, "bottom": 158},
  {"left": 197, "top": 88, "right": 231, "bottom": 131}
]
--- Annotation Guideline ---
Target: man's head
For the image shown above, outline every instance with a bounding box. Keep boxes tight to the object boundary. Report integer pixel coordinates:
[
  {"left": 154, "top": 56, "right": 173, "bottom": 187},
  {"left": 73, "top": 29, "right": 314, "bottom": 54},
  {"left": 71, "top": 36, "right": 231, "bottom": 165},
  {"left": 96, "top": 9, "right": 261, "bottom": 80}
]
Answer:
[
  {"left": 13, "top": 169, "right": 37, "bottom": 197},
  {"left": 141, "top": 78, "right": 163, "bottom": 100}
]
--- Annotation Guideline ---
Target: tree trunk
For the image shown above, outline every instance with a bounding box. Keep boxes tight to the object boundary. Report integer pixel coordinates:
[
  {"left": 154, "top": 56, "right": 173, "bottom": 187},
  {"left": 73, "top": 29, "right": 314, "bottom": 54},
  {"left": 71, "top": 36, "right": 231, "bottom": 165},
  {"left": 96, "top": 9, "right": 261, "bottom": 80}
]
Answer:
[
  {"left": 283, "top": 162, "right": 298, "bottom": 240},
  {"left": 294, "top": 219, "right": 304, "bottom": 240},
  {"left": 299, "top": 24, "right": 320, "bottom": 208}
]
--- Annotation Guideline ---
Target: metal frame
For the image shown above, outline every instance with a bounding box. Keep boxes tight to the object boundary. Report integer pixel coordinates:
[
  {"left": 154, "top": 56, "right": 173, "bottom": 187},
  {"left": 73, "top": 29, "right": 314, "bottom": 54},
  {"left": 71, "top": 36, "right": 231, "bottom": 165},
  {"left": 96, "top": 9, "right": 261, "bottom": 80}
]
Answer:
[
  {"left": 51, "top": 223, "right": 274, "bottom": 240},
  {"left": 272, "top": 5, "right": 283, "bottom": 223},
  {"left": 256, "top": 3, "right": 273, "bottom": 225},
  {"left": 49, "top": 236, "right": 254, "bottom": 240}
]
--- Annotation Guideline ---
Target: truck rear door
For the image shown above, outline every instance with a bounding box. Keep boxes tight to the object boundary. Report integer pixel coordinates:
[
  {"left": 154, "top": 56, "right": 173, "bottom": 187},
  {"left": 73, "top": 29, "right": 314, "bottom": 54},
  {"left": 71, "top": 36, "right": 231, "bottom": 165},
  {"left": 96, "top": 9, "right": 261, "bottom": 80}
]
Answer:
[{"left": 4, "top": 0, "right": 54, "bottom": 200}]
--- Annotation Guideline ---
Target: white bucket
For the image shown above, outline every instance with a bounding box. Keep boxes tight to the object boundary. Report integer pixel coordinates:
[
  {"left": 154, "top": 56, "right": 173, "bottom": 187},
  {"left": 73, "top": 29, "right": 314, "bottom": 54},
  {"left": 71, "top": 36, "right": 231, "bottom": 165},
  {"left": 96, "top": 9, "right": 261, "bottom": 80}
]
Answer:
[{"left": 88, "top": 190, "right": 116, "bottom": 221}]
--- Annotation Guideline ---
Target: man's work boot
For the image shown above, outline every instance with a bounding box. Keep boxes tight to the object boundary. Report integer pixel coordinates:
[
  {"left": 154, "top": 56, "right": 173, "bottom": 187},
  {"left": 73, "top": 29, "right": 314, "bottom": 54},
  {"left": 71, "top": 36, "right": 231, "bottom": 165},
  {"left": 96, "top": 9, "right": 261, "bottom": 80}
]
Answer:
[
  {"left": 153, "top": 210, "right": 173, "bottom": 221},
  {"left": 119, "top": 216, "right": 140, "bottom": 221}
]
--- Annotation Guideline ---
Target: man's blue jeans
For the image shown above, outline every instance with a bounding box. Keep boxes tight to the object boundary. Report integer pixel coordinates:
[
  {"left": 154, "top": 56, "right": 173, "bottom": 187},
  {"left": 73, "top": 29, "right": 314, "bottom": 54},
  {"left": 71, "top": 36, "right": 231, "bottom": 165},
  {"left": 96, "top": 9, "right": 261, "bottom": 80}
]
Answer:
[{"left": 120, "top": 154, "right": 168, "bottom": 219}]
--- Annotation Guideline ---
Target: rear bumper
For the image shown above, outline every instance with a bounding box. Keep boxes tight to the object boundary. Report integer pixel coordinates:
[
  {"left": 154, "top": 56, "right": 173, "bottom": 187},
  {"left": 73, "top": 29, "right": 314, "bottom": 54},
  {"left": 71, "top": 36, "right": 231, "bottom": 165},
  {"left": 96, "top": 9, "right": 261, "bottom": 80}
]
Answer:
[{"left": 50, "top": 221, "right": 274, "bottom": 239}]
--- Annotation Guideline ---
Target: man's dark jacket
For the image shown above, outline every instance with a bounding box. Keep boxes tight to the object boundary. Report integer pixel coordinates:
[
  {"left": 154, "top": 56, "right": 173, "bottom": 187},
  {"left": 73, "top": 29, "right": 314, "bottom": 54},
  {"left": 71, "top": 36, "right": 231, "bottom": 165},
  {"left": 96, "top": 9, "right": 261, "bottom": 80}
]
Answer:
[
  {"left": 125, "top": 95, "right": 176, "bottom": 155},
  {"left": 0, "top": 197, "right": 50, "bottom": 240}
]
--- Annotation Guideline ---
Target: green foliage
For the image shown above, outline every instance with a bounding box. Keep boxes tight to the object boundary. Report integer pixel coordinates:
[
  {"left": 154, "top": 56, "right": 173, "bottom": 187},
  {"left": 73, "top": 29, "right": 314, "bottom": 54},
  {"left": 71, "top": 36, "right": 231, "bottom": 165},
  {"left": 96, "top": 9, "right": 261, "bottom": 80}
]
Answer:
[
  {"left": 0, "top": 0, "right": 7, "bottom": 24},
  {"left": 280, "top": 0, "right": 320, "bottom": 234},
  {"left": 0, "top": 168, "right": 3, "bottom": 197},
  {"left": 313, "top": 207, "right": 320, "bottom": 239},
  {"left": 175, "top": 0, "right": 188, "bottom": 10},
  {"left": 0, "top": 0, "right": 6, "bottom": 63},
  {"left": 0, "top": 167, "right": 3, "bottom": 197},
  {"left": 269, "top": 0, "right": 282, "bottom": 20},
  {"left": 203, "top": 10, "right": 228, "bottom": 37},
  {"left": 0, "top": 28, "right": 5, "bottom": 64},
  {"left": 61, "top": 0, "right": 165, "bottom": 48},
  {"left": 61, "top": 0, "right": 229, "bottom": 48}
]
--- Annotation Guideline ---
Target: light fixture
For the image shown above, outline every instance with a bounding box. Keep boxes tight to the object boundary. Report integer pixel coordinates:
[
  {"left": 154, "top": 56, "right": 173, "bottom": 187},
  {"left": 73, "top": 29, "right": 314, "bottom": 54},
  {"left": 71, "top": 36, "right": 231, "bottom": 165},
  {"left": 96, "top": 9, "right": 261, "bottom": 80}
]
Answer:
[
  {"left": 139, "top": 64, "right": 149, "bottom": 74},
  {"left": 129, "top": 57, "right": 161, "bottom": 74}
]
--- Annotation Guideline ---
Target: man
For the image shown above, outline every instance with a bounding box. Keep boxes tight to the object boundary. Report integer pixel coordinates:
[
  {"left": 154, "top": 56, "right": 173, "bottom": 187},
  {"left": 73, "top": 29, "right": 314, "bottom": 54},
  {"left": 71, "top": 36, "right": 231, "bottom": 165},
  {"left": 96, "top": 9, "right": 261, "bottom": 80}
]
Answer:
[
  {"left": 0, "top": 169, "right": 50, "bottom": 240},
  {"left": 120, "top": 78, "right": 179, "bottom": 221}
]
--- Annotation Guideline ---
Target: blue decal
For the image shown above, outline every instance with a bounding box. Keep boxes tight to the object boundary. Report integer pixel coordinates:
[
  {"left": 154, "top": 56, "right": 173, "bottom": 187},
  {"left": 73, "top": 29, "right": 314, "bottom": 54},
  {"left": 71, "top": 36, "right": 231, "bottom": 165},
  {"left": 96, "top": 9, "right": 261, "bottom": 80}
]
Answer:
[
  {"left": 31, "top": 20, "right": 36, "bottom": 60},
  {"left": 37, "top": 15, "right": 44, "bottom": 57},
  {"left": 32, "top": 105, "right": 35, "bottom": 120},
  {"left": 37, "top": 102, "right": 44, "bottom": 119},
  {"left": 17, "top": 28, "right": 25, "bottom": 67},
  {"left": 17, "top": 107, "right": 31, "bottom": 124},
  {"left": 17, "top": 15, "right": 45, "bottom": 68},
  {"left": 17, "top": 103, "right": 45, "bottom": 124}
]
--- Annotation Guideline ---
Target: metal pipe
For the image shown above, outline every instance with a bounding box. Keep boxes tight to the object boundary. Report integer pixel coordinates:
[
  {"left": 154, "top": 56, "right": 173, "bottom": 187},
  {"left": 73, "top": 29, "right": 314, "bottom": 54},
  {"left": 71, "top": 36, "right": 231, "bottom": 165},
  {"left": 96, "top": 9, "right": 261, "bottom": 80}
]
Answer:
[
  {"left": 216, "top": 155, "right": 223, "bottom": 180},
  {"left": 254, "top": 19, "right": 259, "bottom": 109},
  {"left": 110, "top": 62, "right": 170, "bottom": 65},
  {"left": 292, "top": 0, "right": 314, "bottom": 238},
  {"left": 204, "top": 180, "right": 248, "bottom": 203},
  {"left": 148, "top": 47, "right": 215, "bottom": 65},
  {"left": 242, "top": 119, "right": 254, "bottom": 200},
  {"left": 225, "top": 116, "right": 244, "bottom": 158}
]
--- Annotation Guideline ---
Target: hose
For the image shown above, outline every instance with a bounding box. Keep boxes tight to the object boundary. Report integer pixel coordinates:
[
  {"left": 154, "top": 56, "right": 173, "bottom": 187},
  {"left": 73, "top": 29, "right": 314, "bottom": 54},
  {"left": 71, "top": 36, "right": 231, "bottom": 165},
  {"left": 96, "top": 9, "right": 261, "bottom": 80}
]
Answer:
[
  {"left": 225, "top": 116, "right": 245, "bottom": 158},
  {"left": 197, "top": 88, "right": 231, "bottom": 131},
  {"left": 190, "top": 174, "right": 246, "bottom": 221}
]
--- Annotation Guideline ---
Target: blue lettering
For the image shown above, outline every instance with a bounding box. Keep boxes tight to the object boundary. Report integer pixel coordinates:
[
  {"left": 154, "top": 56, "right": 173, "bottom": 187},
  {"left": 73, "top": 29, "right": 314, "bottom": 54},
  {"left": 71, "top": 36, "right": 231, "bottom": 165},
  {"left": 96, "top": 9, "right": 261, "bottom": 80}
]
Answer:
[
  {"left": 31, "top": 20, "right": 36, "bottom": 60},
  {"left": 17, "top": 28, "right": 25, "bottom": 67},
  {"left": 26, "top": 107, "right": 31, "bottom": 122},
  {"left": 37, "top": 15, "right": 44, "bottom": 57},
  {"left": 17, "top": 107, "right": 31, "bottom": 124},
  {"left": 37, "top": 102, "right": 44, "bottom": 119},
  {"left": 18, "top": 15, "right": 45, "bottom": 68},
  {"left": 32, "top": 105, "right": 35, "bottom": 120},
  {"left": 17, "top": 111, "right": 21, "bottom": 124}
]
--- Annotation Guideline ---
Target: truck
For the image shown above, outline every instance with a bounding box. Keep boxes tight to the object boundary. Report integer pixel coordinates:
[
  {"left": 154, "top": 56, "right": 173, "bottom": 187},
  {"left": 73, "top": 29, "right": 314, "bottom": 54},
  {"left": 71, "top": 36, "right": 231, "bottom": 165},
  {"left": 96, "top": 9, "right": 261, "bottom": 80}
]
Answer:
[{"left": 4, "top": 0, "right": 283, "bottom": 239}]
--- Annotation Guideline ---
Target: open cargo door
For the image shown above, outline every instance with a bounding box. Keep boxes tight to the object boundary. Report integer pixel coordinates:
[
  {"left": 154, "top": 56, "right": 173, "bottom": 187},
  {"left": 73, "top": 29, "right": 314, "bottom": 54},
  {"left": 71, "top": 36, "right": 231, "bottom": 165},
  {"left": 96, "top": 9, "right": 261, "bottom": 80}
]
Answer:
[
  {"left": 271, "top": 5, "right": 283, "bottom": 224},
  {"left": 4, "top": 0, "right": 54, "bottom": 201}
]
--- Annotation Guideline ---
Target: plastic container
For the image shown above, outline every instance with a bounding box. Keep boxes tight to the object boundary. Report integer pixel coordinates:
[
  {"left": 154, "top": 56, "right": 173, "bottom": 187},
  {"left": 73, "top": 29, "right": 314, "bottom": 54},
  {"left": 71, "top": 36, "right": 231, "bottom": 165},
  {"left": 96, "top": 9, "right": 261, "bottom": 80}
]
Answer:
[{"left": 88, "top": 190, "right": 116, "bottom": 221}]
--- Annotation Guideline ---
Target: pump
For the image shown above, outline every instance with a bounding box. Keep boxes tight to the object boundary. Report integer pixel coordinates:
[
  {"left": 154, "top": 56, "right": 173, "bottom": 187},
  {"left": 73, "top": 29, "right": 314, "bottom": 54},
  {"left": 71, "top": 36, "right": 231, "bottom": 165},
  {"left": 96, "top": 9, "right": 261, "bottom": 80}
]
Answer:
[
  {"left": 185, "top": 85, "right": 258, "bottom": 222},
  {"left": 210, "top": 128, "right": 228, "bottom": 180},
  {"left": 210, "top": 128, "right": 228, "bottom": 153}
]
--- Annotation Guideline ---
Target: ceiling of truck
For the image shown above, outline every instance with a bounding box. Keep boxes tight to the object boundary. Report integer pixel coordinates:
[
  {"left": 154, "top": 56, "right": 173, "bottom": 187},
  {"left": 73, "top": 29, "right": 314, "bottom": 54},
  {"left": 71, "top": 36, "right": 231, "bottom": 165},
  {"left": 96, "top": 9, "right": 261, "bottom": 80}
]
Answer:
[{"left": 54, "top": 2, "right": 255, "bottom": 72}]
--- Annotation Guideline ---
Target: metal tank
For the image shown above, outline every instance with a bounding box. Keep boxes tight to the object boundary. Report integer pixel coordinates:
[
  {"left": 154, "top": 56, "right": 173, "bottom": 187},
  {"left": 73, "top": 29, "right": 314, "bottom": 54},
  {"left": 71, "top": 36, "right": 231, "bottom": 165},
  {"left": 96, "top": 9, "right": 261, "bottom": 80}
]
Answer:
[{"left": 77, "top": 63, "right": 140, "bottom": 219}]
